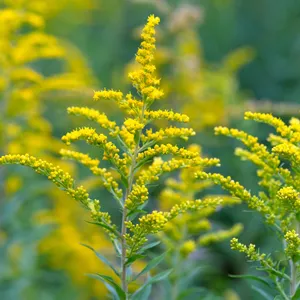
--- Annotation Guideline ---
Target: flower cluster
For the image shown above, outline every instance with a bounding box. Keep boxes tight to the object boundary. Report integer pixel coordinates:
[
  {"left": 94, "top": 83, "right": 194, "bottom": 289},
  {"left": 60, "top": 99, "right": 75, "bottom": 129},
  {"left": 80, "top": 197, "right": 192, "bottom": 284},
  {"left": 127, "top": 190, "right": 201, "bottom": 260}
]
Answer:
[{"left": 196, "top": 112, "right": 300, "bottom": 298}]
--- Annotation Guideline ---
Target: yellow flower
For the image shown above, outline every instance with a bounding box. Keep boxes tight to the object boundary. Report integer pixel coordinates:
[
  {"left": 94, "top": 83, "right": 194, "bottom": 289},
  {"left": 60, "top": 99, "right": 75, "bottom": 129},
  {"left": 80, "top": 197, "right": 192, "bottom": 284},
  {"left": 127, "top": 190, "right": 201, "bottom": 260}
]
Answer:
[
  {"left": 128, "top": 15, "right": 163, "bottom": 101},
  {"left": 67, "top": 106, "right": 117, "bottom": 130},
  {"left": 284, "top": 230, "right": 300, "bottom": 259},
  {"left": 93, "top": 89, "right": 123, "bottom": 102},
  {"left": 180, "top": 240, "right": 196, "bottom": 257}
]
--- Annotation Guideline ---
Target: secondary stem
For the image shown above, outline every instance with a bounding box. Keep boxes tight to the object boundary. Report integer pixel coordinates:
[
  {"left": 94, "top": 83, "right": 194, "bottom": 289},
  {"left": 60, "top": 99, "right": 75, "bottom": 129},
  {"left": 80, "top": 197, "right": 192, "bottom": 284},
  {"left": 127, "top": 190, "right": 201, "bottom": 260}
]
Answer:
[{"left": 290, "top": 260, "right": 297, "bottom": 297}]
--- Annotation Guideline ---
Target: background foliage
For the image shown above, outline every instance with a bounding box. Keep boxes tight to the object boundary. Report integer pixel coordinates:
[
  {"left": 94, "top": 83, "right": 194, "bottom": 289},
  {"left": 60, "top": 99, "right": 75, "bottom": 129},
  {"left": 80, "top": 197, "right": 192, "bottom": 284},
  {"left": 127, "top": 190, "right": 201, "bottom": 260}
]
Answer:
[{"left": 1, "top": 0, "right": 299, "bottom": 299}]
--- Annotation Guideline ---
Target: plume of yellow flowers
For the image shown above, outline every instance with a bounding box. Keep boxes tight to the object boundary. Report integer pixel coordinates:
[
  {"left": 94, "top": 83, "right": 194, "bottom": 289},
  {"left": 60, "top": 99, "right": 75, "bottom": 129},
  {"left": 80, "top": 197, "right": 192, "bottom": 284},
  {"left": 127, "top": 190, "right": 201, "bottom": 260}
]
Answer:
[
  {"left": 125, "top": 2, "right": 254, "bottom": 130},
  {"left": 0, "top": 15, "right": 225, "bottom": 299},
  {"left": 195, "top": 111, "right": 300, "bottom": 299}
]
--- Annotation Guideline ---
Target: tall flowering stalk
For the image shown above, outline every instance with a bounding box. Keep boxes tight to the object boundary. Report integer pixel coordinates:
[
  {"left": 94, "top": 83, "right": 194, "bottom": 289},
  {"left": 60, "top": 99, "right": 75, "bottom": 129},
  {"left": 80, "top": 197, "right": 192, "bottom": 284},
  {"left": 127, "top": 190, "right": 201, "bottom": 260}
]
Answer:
[
  {"left": 195, "top": 112, "right": 300, "bottom": 299},
  {"left": 0, "top": 15, "right": 223, "bottom": 298},
  {"left": 126, "top": 2, "right": 253, "bottom": 130}
]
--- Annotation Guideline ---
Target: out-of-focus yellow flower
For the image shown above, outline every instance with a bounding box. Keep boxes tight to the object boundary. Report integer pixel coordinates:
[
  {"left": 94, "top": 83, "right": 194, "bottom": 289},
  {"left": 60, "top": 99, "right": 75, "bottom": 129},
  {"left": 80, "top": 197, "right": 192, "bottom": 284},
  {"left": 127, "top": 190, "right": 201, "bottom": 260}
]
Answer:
[{"left": 5, "top": 175, "right": 22, "bottom": 195}]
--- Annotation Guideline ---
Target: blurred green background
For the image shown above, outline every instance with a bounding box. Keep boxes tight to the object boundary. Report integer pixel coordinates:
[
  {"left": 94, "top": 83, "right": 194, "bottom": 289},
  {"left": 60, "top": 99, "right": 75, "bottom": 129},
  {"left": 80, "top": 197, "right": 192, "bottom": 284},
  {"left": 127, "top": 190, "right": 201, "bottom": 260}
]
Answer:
[{"left": 1, "top": 0, "right": 300, "bottom": 299}]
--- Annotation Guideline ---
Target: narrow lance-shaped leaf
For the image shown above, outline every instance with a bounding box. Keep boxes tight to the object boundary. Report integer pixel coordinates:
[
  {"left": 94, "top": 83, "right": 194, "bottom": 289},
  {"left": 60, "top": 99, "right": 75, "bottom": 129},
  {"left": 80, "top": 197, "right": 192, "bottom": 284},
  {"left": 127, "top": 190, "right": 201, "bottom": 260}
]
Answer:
[
  {"left": 87, "top": 273, "right": 126, "bottom": 300},
  {"left": 132, "top": 251, "right": 168, "bottom": 282},
  {"left": 131, "top": 269, "right": 173, "bottom": 299},
  {"left": 81, "top": 243, "right": 120, "bottom": 276}
]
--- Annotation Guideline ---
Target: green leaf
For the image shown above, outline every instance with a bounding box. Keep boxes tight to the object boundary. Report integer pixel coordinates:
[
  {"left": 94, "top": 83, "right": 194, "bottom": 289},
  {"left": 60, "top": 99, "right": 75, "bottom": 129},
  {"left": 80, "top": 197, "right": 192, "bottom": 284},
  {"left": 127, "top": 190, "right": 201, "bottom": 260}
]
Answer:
[
  {"left": 125, "top": 254, "right": 145, "bottom": 267},
  {"left": 127, "top": 209, "right": 147, "bottom": 221},
  {"left": 229, "top": 274, "right": 272, "bottom": 288},
  {"left": 121, "top": 174, "right": 129, "bottom": 188},
  {"left": 146, "top": 269, "right": 173, "bottom": 284},
  {"left": 179, "top": 266, "right": 206, "bottom": 288},
  {"left": 292, "top": 288, "right": 300, "bottom": 300},
  {"left": 81, "top": 244, "right": 119, "bottom": 277},
  {"left": 252, "top": 286, "right": 273, "bottom": 300},
  {"left": 131, "top": 269, "right": 172, "bottom": 299},
  {"left": 130, "top": 283, "right": 152, "bottom": 300},
  {"left": 138, "top": 241, "right": 161, "bottom": 254},
  {"left": 178, "top": 287, "right": 208, "bottom": 300},
  {"left": 134, "top": 131, "right": 140, "bottom": 144},
  {"left": 132, "top": 251, "right": 168, "bottom": 281},
  {"left": 127, "top": 209, "right": 147, "bottom": 218},
  {"left": 113, "top": 239, "right": 122, "bottom": 256},
  {"left": 126, "top": 265, "right": 133, "bottom": 281},
  {"left": 85, "top": 220, "right": 118, "bottom": 236},
  {"left": 87, "top": 273, "right": 126, "bottom": 300}
]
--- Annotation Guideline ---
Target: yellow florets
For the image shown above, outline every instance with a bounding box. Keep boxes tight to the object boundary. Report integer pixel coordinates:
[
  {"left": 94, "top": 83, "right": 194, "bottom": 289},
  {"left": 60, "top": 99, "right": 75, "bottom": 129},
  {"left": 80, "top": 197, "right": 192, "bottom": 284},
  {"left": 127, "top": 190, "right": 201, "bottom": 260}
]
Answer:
[
  {"left": 230, "top": 238, "right": 272, "bottom": 267},
  {"left": 62, "top": 127, "right": 106, "bottom": 146},
  {"left": 277, "top": 186, "right": 300, "bottom": 209},
  {"left": 245, "top": 112, "right": 291, "bottom": 138},
  {"left": 142, "top": 127, "right": 195, "bottom": 142},
  {"left": 180, "top": 240, "right": 196, "bottom": 257},
  {"left": 128, "top": 15, "right": 163, "bottom": 101},
  {"left": 93, "top": 89, "right": 123, "bottom": 102},
  {"left": 124, "top": 118, "right": 144, "bottom": 134},
  {"left": 67, "top": 107, "right": 117, "bottom": 130},
  {"left": 284, "top": 230, "right": 300, "bottom": 259},
  {"left": 144, "top": 110, "right": 189, "bottom": 123},
  {"left": 60, "top": 149, "right": 99, "bottom": 169}
]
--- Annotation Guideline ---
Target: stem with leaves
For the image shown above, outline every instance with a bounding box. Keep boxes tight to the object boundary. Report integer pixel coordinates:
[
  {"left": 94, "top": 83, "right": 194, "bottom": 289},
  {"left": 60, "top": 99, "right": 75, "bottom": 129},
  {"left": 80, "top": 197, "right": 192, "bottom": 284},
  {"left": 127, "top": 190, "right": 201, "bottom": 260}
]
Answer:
[{"left": 121, "top": 102, "right": 146, "bottom": 296}]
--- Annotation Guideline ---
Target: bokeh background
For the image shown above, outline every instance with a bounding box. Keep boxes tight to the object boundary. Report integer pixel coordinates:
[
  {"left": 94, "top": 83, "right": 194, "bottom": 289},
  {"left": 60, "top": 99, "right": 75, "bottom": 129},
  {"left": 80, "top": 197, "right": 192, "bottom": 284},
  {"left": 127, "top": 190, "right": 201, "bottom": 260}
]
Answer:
[{"left": 1, "top": 0, "right": 300, "bottom": 299}]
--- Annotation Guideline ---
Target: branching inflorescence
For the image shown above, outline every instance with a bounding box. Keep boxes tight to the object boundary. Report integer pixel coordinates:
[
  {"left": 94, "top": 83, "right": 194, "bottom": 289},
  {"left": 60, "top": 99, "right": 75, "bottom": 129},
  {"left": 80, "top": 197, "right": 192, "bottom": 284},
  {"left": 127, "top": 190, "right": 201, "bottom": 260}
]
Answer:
[
  {"left": 0, "top": 15, "right": 225, "bottom": 299},
  {"left": 195, "top": 112, "right": 300, "bottom": 299}
]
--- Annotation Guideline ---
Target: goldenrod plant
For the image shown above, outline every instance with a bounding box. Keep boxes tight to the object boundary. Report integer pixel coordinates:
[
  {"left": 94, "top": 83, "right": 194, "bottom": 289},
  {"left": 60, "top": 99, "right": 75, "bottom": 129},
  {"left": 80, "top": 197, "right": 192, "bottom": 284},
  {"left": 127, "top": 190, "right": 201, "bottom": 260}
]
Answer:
[
  {"left": 195, "top": 112, "right": 300, "bottom": 299},
  {"left": 0, "top": 15, "right": 227, "bottom": 299},
  {"left": 158, "top": 144, "right": 243, "bottom": 299}
]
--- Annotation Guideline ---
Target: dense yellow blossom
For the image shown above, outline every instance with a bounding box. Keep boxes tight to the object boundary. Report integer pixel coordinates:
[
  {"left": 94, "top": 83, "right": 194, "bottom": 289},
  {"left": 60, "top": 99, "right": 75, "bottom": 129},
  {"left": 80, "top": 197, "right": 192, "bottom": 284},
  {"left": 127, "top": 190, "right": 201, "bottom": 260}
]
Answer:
[
  {"left": 284, "top": 230, "right": 300, "bottom": 259},
  {"left": 67, "top": 106, "right": 117, "bottom": 130},
  {"left": 142, "top": 126, "right": 195, "bottom": 142},
  {"left": 128, "top": 15, "right": 163, "bottom": 101},
  {"left": 93, "top": 89, "right": 123, "bottom": 102},
  {"left": 62, "top": 127, "right": 107, "bottom": 146},
  {"left": 144, "top": 110, "right": 190, "bottom": 123},
  {"left": 60, "top": 149, "right": 100, "bottom": 169}
]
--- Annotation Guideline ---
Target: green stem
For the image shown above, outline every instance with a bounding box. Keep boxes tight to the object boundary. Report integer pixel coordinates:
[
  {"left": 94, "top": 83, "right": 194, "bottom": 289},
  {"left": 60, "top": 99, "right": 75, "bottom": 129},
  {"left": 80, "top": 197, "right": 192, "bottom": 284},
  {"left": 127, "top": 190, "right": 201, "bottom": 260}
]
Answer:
[
  {"left": 275, "top": 280, "right": 290, "bottom": 300},
  {"left": 171, "top": 246, "right": 180, "bottom": 300},
  {"left": 121, "top": 148, "right": 137, "bottom": 296},
  {"left": 171, "top": 220, "right": 187, "bottom": 300},
  {"left": 120, "top": 102, "right": 146, "bottom": 297},
  {"left": 290, "top": 260, "right": 297, "bottom": 297}
]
